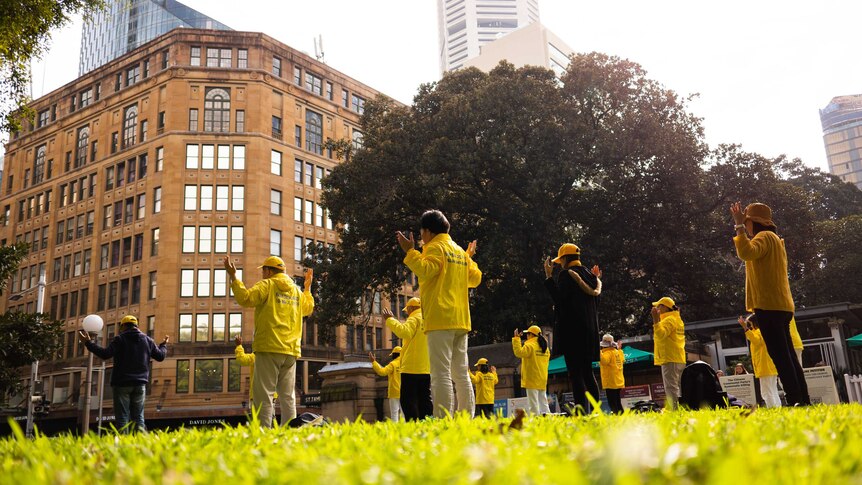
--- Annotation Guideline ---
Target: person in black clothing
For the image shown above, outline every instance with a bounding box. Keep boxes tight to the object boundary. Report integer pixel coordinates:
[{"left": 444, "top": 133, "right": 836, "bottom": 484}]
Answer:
[
  {"left": 78, "top": 315, "right": 168, "bottom": 433},
  {"left": 543, "top": 243, "right": 602, "bottom": 414}
]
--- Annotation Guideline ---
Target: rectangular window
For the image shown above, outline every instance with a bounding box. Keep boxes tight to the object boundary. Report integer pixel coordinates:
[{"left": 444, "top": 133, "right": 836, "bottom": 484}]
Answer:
[
  {"left": 178, "top": 315, "right": 192, "bottom": 343},
  {"left": 143, "top": 59, "right": 150, "bottom": 78},
  {"left": 107, "top": 281, "right": 118, "bottom": 309},
  {"left": 153, "top": 187, "right": 162, "bottom": 213},
  {"left": 231, "top": 186, "right": 244, "bottom": 211},
  {"left": 189, "top": 108, "right": 198, "bottom": 131},
  {"left": 206, "top": 48, "right": 219, "bottom": 67},
  {"left": 215, "top": 185, "right": 229, "bottom": 211},
  {"left": 219, "top": 48, "right": 231, "bottom": 67},
  {"left": 304, "top": 162, "right": 314, "bottom": 185},
  {"left": 190, "top": 46, "right": 201, "bottom": 66},
  {"left": 294, "top": 159, "right": 303, "bottom": 183},
  {"left": 184, "top": 185, "right": 197, "bottom": 210},
  {"left": 99, "top": 244, "right": 109, "bottom": 270},
  {"left": 315, "top": 166, "right": 324, "bottom": 188},
  {"left": 272, "top": 56, "right": 281, "bottom": 76},
  {"left": 110, "top": 239, "right": 120, "bottom": 267},
  {"left": 271, "top": 150, "right": 282, "bottom": 175},
  {"left": 294, "top": 197, "right": 302, "bottom": 222},
  {"left": 315, "top": 203, "right": 323, "bottom": 227},
  {"left": 272, "top": 116, "right": 282, "bottom": 139},
  {"left": 186, "top": 144, "right": 199, "bottom": 168},
  {"left": 157, "top": 111, "right": 165, "bottom": 132},
  {"left": 126, "top": 65, "right": 140, "bottom": 86},
  {"left": 228, "top": 359, "right": 240, "bottom": 391},
  {"left": 195, "top": 360, "right": 223, "bottom": 392},
  {"left": 305, "top": 71, "right": 322, "bottom": 95},
  {"left": 294, "top": 236, "right": 303, "bottom": 262},
  {"left": 229, "top": 313, "right": 242, "bottom": 340},
  {"left": 124, "top": 197, "right": 134, "bottom": 224},
  {"left": 217, "top": 145, "right": 230, "bottom": 170},
  {"left": 295, "top": 125, "right": 301, "bottom": 147},
  {"left": 214, "top": 226, "right": 228, "bottom": 253},
  {"left": 136, "top": 193, "right": 146, "bottom": 219},
  {"left": 231, "top": 226, "right": 243, "bottom": 253},
  {"left": 156, "top": 147, "right": 164, "bottom": 171},
  {"left": 352, "top": 94, "right": 366, "bottom": 114},
  {"left": 293, "top": 66, "right": 301, "bottom": 85},
  {"left": 200, "top": 185, "right": 213, "bottom": 211},
  {"left": 202, "top": 145, "right": 214, "bottom": 169},
  {"left": 304, "top": 200, "right": 313, "bottom": 224},
  {"left": 233, "top": 146, "right": 245, "bottom": 170},
  {"left": 213, "top": 270, "right": 227, "bottom": 297},
  {"left": 305, "top": 110, "right": 323, "bottom": 155},
  {"left": 162, "top": 50, "right": 169, "bottom": 69},
  {"left": 270, "top": 229, "right": 281, "bottom": 256},
  {"left": 180, "top": 269, "right": 194, "bottom": 297},
  {"left": 83, "top": 249, "right": 91, "bottom": 274},
  {"left": 131, "top": 275, "right": 141, "bottom": 304},
  {"left": 151, "top": 228, "right": 160, "bottom": 256},
  {"left": 237, "top": 49, "right": 248, "bottom": 68},
  {"left": 235, "top": 110, "right": 245, "bottom": 132},
  {"left": 199, "top": 226, "right": 212, "bottom": 253},
  {"left": 176, "top": 360, "right": 190, "bottom": 392},
  {"left": 195, "top": 312, "right": 209, "bottom": 340},
  {"left": 270, "top": 190, "right": 282, "bottom": 215},
  {"left": 342, "top": 89, "right": 349, "bottom": 108},
  {"left": 149, "top": 271, "right": 157, "bottom": 299},
  {"left": 182, "top": 226, "right": 196, "bottom": 253},
  {"left": 326, "top": 81, "right": 333, "bottom": 100}
]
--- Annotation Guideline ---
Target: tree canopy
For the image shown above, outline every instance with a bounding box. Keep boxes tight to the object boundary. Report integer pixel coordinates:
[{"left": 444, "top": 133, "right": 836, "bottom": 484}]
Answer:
[{"left": 310, "top": 55, "right": 862, "bottom": 345}]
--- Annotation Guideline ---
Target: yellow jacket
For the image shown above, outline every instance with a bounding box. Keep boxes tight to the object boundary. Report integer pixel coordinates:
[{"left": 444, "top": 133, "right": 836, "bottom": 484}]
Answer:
[
  {"left": 470, "top": 371, "right": 498, "bottom": 405},
  {"left": 385, "top": 310, "right": 429, "bottom": 374},
  {"left": 599, "top": 347, "right": 625, "bottom": 389},
  {"left": 372, "top": 357, "right": 401, "bottom": 399},
  {"left": 790, "top": 317, "right": 803, "bottom": 350},
  {"left": 746, "top": 328, "right": 778, "bottom": 378},
  {"left": 734, "top": 232, "right": 795, "bottom": 312},
  {"left": 403, "top": 234, "right": 482, "bottom": 332},
  {"left": 234, "top": 345, "right": 256, "bottom": 400},
  {"left": 512, "top": 336, "right": 550, "bottom": 390},
  {"left": 231, "top": 273, "right": 314, "bottom": 357},
  {"left": 653, "top": 310, "right": 686, "bottom": 365}
]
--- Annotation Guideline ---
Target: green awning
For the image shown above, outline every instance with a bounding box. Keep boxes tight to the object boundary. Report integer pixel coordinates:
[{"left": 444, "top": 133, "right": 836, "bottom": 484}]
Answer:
[
  {"left": 548, "top": 347, "right": 655, "bottom": 375},
  {"left": 848, "top": 333, "right": 862, "bottom": 348}
]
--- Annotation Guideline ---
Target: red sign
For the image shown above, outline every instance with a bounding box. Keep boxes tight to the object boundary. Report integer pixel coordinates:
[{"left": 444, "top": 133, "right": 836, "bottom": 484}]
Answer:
[{"left": 650, "top": 383, "right": 666, "bottom": 399}]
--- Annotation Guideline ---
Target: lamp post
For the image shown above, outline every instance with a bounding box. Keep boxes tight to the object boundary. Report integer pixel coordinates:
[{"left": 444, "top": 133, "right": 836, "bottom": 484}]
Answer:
[
  {"left": 12, "top": 267, "right": 47, "bottom": 439},
  {"left": 81, "top": 314, "right": 104, "bottom": 435}
]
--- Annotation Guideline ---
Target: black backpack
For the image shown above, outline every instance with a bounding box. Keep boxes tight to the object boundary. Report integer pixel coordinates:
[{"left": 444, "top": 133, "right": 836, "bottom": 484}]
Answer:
[{"left": 679, "top": 361, "right": 728, "bottom": 409}]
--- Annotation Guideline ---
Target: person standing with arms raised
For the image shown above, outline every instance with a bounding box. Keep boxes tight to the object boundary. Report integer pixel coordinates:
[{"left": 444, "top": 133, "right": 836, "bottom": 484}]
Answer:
[
  {"left": 223, "top": 255, "right": 314, "bottom": 427},
  {"left": 730, "top": 202, "right": 810, "bottom": 405},
  {"left": 543, "top": 244, "right": 602, "bottom": 414},
  {"left": 383, "top": 297, "right": 433, "bottom": 420},
  {"left": 397, "top": 210, "right": 482, "bottom": 418}
]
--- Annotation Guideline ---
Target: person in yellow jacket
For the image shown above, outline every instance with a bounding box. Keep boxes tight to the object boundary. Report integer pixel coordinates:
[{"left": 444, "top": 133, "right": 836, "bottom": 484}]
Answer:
[
  {"left": 470, "top": 358, "right": 498, "bottom": 418},
  {"left": 370, "top": 348, "right": 404, "bottom": 421},
  {"left": 383, "top": 297, "right": 432, "bottom": 421},
  {"left": 731, "top": 202, "right": 809, "bottom": 405},
  {"left": 512, "top": 325, "right": 551, "bottom": 415},
  {"left": 234, "top": 336, "right": 277, "bottom": 408},
  {"left": 652, "top": 297, "right": 686, "bottom": 409},
  {"left": 397, "top": 210, "right": 482, "bottom": 418},
  {"left": 599, "top": 334, "right": 625, "bottom": 414},
  {"left": 738, "top": 314, "right": 781, "bottom": 407},
  {"left": 223, "top": 255, "right": 314, "bottom": 427}
]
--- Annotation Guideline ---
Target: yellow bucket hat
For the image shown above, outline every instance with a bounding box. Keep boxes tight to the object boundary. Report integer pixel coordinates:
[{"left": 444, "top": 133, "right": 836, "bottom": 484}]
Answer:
[{"left": 551, "top": 243, "right": 581, "bottom": 263}]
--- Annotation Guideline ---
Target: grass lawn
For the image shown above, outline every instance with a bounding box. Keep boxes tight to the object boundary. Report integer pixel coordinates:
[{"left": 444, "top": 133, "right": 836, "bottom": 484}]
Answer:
[{"left": 2, "top": 404, "right": 862, "bottom": 484}]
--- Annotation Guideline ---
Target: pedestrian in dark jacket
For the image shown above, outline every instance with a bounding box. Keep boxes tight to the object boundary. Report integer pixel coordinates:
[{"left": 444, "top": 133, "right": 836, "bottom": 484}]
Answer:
[
  {"left": 543, "top": 243, "right": 602, "bottom": 414},
  {"left": 78, "top": 315, "right": 168, "bottom": 433}
]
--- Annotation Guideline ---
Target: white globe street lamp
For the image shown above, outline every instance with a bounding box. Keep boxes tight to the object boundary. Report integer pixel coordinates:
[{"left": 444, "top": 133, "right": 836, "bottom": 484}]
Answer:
[{"left": 81, "top": 314, "right": 104, "bottom": 434}]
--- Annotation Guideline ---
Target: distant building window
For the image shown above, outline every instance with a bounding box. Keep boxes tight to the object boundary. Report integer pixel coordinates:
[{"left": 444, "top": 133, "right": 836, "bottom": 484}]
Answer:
[
  {"left": 305, "top": 110, "right": 323, "bottom": 155},
  {"left": 79, "top": 89, "right": 93, "bottom": 108},
  {"left": 126, "top": 65, "right": 140, "bottom": 86},
  {"left": 305, "top": 71, "right": 323, "bottom": 95},
  {"left": 273, "top": 57, "right": 281, "bottom": 76},
  {"left": 235, "top": 110, "right": 245, "bottom": 132},
  {"left": 293, "top": 66, "right": 301, "bottom": 85},
  {"left": 271, "top": 150, "right": 282, "bottom": 175},
  {"left": 191, "top": 46, "right": 201, "bottom": 66},
  {"left": 33, "top": 146, "right": 46, "bottom": 184},
  {"left": 237, "top": 49, "right": 248, "bottom": 68},
  {"left": 37, "top": 109, "right": 49, "bottom": 128},
  {"left": 272, "top": 115, "right": 282, "bottom": 139},
  {"left": 342, "top": 89, "right": 349, "bottom": 108},
  {"left": 75, "top": 126, "right": 89, "bottom": 168},
  {"left": 326, "top": 81, "right": 333, "bottom": 101},
  {"left": 122, "top": 105, "right": 137, "bottom": 148},
  {"left": 189, "top": 108, "right": 198, "bottom": 131},
  {"left": 204, "top": 88, "right": 230, "bottom": 132},
  {"left": 351, "top": 94, "right": 365, "bottom": 114}
]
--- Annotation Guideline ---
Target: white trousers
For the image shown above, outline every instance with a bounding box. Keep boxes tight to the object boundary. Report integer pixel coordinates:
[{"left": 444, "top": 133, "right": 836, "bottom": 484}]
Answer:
[
  {"left": 253, "top": 352, "right": 297, "bottom": 427},
  {"left": 388, "top": 398, "right": 404, "bottom": 421},
  {"left": 760, "top": 375, "right": 781, "bottom": 408},
  {"left": 526, "top": 389, "right": 551, "bottom": 415},
  {"left": 427, "top": 329, "right": 475, "bottom": 418}
]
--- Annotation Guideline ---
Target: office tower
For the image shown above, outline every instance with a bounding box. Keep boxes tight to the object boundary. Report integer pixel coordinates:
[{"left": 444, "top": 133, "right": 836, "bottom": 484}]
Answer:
[{"left": 821, "top": 95, "right": 862, "bottom": 189}]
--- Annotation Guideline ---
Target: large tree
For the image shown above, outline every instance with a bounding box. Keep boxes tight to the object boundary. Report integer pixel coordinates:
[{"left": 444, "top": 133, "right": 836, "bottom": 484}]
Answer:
[{"left": 0, "top": 0, "right": 104, "bottom": 132}]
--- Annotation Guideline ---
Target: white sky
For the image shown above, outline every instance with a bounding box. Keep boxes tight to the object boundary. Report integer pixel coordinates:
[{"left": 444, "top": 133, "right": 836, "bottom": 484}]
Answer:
[{"left": 28, "top": 0, "right": 862, "bottom": 173}]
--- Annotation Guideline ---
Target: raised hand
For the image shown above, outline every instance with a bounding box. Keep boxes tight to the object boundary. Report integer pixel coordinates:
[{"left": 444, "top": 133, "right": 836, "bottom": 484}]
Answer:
[
  {"left": 368, "top": 352, "right": 376, "bottom": 363},
  {"left": 222, "top": 256, "right": 237, "bottom": 277},
  {"left": 382, "top": 307, "right": 394, "bottom": 318},
  {"left": 466, "top": 240, "right": 477, "bottom": 258},
  {"left": 396, "top": 231, "right": 415, "bottom": 253},
  {"left": 543, "top": 257, "right": 554, "bottom": 279},
  {"left": 513, "top": 328, "right": 521, "bottom": 338},
  {"left": 490, "top": 365, "right": 497, "bottom": 373},
  {"left": 651, "top": 306, "right": 661, "bottom": 323},
  {"left": 77, "top": 330, "right": 91, "bottom": 343},
  {"left": 162, "top": 335, "right": 170, "bottom": 345},
  {"left": 304, "top": 268, "right": 314, "bottom": 291},
  {"left": 235, "top": 335, "right": 242, "bottom": 346},
  {"left": 730, "top": 202, "right": 746, "bottom": 226},
  {"left": 591, "top": 265, "right": 602, "bottom": 278}
]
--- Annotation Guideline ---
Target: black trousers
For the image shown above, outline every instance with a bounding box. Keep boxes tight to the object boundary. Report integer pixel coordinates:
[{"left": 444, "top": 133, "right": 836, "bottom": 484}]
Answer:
[
  {"left": 475, "top": 404, "right": 495, "bottom": 418},
  {"left": 755, "top": 309, "right": 811, "bottom": 405},
  {"left": 564, "top": 353, "right": 600, "bottom": 413},
  {"left": 400, "top": 373, "right": 433, "bottom": 420},
  {"left": 605, "top": 388, "right": 623, "bottom": 414}
]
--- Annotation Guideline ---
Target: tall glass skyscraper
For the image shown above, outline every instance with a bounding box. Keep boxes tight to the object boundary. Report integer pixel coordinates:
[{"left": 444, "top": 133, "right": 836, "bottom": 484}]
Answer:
[
  {"left": 79, "top": 0, "right": 232, "bottom": 75},
  {"left": 820, "top": 95, "right": 862, "bottom": 189}
]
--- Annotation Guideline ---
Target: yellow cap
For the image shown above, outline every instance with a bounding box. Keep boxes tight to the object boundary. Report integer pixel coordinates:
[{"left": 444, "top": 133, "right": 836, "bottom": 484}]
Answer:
[
  {"left": 390, "top": 346, "right": 403, "bottom": 355},
  {"left": 551, "top": 243, "right": 581, "bottom": 263},
  {"left": 402, "top": 297, "right": 421, "bottom": 312},
  {"left": 744, "top": 203, "right": 775, "bottom": 227},
  {"left": 258, "top": 256, "right": 286, "bottom": 270},
  {"left": 474, "top": 358, "right": 489, "bottom": 366},
  {"left": 120, "top": 315, "right": 138, "bottom": 326},
  {"left": 525, "top": 325, "right": 542, "bottom": 335},
  {"left": 652, "top": 297, "right": 677, "bottom": 309}
]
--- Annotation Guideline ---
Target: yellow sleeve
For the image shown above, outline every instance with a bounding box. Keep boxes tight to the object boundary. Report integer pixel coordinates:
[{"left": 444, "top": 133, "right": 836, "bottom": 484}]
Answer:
[
  {"left": 231, "top": 279, "right": 269, "bottom": 308},
  {"left": 467, "top": 257, "right": 482, "bottom": 288},
  {"left": 372, "top": 361, "right": 394, "bottom": 376},
  {"left": 301, "top": 288, "right": 315, "bottom": 317},
  {"left": 512, "top": 337, "right": 531, "bottom": 358},
  {"left": 654, "top": 319, "right": 672, "bottom": 340},
  {"left": 386, "top": 315, "right": 417, "bottom": 340},
  {"left": 403, "top": 246, "right": 444, "bottom": 280},
  {"left": 492, "top": 372, "right": 499, "bottom": 385},
  {"left": 234, "top": 345, "right": 255, "bottom": 366},
  {"left": 734, "top": 233, "right": 768, "bottom": 261},
  {"left": 469, "top": 371, "right": 479, "bottom": 385}
]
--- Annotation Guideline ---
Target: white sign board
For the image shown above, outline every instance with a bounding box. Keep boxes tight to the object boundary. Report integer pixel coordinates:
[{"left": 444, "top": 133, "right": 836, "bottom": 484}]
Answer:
[
  {"left": 506, "top": 397, "right": 529, "bottom": 416},
  {"left": 803, "top": 366, "right": 840, "bottom": 405},
  {"left": 719, "top": 374, "right": 756, "bottom": 406}
]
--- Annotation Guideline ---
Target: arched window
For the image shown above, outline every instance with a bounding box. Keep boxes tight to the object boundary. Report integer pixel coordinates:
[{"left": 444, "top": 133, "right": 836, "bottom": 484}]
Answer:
[
  {"left": 75, "top": 126, "right": 89, "bottom": 168},
  {"left": 204, "top": 88, "right": 230, "bottom": 133},
  {"left": 33, "top": 145, "right": 46, "bottom": 184},
  {"left": 123, "top": 105, "right": 137, "bottom": 148}
]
